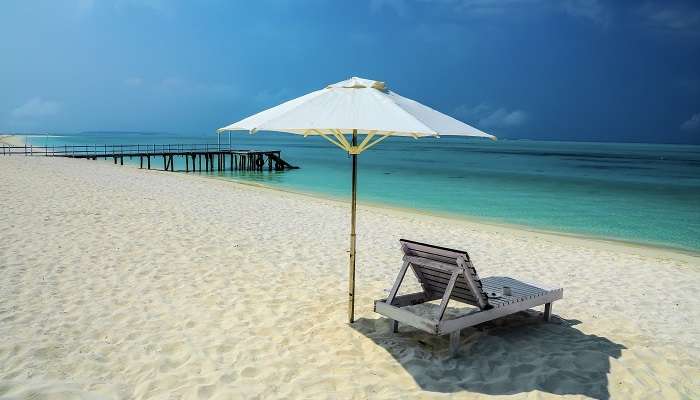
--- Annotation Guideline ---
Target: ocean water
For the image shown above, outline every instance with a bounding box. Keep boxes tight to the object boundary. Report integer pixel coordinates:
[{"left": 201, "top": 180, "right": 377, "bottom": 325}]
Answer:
[{"left": 24, "top": 132, "right": 700, "bottom": 252}]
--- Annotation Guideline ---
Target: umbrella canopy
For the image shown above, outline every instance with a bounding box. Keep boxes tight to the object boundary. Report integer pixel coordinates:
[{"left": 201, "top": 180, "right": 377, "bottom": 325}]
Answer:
[
  {"left": 218, "top": 77, "right": 494, "bottom": 153},
  {"left": 219, "top": 77, "right": 494, "bottom": 323}
]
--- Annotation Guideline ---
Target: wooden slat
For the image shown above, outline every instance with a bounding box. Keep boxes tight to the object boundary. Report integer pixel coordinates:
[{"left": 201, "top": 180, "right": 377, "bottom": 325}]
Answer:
[
  {"left": 481, "top": 277, "right": 551, "bottom": 298},
  {"left": 464, "top": 265, "right": 482, "bottom": 281},
  {"left": 482, "top": 285, "right": 544, "bottom": 299},
  {"left": 400, "top": 239, "right": 469, "bottom": 261},
  {"left": 482, "top": 279, "right": 545, "bottom": 293},
  {"left": 405, "top": 252, "right": 489, "bottom": 309},
  {"left": 487, "top": 288, "right": 564, "bottom": 309},
  {"left": 448, "top": 291, "right": 480, "bottom": 306},
  {"left": 404, "top": 255, "right": 459, "bottom": 273},
  {"left": 386, "top": 261, "right": 410, "bottom": 305},
  {"left": 419, "top": 269, "right": 479, "bottom": 293},
  {"left": 374, "top": 302, "right": 438, "bottom": 334},
  {"left": 436, "top": 271, "right": 459, "bottom": 321},
  {"left": 409, "top": 263, "right": 431, "bottom": 297},
  {"left": 405, "top": 249, "right": 459, "bottom": 265},
  {"left": 411, "top": 261, "right": 484, "bottom": 306},
  {"left": 375, "top": 292, "right": 439, "bottom": 308},
  {"left": 484, "top": 285, "right": 543, "bottom": 299},
  {"left": 456, "top": 258, "right": 489, "bottom": 310},
  {"left": 420, "top": 278, "right": 478, "bottom": 302},
  {"left": 421, "top": 281, "right": 447, "bottom": 294},
  {"left": 438, "top": 289, "right": 564, "bottom": 335},
  {"left": 450, "top": 286, "right": 480, "bottom": 302},
  {"left": 420, "top": 282, "right": 480, "bottom": 306},
  {"left": 419, "top": 268, "right": 456, "bottom": 283}
]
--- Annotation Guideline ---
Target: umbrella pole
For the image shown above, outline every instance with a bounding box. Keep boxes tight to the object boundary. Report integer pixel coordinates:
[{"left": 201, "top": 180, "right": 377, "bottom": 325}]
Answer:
[{"left": 348, "top": 129, "right": 358, "bottom": 323}]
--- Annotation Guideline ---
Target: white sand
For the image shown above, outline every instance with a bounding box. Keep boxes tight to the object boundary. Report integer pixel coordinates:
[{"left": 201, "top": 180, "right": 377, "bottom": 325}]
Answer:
[
  {"left": 1, "top": 156, "right": 698, "bottom": 400},
  {"left": 0, "top": 135, "right": 25, "bottom": 147}
]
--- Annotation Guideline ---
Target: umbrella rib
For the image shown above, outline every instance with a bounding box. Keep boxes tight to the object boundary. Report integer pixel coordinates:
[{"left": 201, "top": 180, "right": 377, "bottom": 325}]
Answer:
[
  {"left": 332, "top": 129, "right": 352, "bottom": 149},
  {"left": 356, "top": 131, "right": 376, "bottom": 152},
  {"left": 314, "top": 129, "right": 348, "bottom": 151},
  {"left": 359, "top": 133, "right": 391, "bottom": 153}
]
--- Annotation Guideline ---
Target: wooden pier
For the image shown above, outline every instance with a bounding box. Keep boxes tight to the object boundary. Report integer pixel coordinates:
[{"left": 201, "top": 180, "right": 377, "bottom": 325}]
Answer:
[{"left": 0, "top": 144, "right": 298, "bottom": 172}]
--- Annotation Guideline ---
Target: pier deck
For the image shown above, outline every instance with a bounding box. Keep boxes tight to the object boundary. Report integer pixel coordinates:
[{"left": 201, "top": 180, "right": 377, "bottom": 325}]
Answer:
[{"left": 0, "top": 144, "right": 298, "bottom": 172}]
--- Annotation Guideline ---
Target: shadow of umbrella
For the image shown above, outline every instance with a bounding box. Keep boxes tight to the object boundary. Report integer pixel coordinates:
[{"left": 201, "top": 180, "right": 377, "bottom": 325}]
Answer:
[{"left": 352, "top": 309, "right": 625, "bottom": 400}]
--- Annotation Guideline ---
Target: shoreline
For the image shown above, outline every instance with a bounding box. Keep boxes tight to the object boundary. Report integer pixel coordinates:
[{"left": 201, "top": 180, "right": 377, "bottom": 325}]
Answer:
[
  {"left": 2, "top": 139, "right": 698, "bottom": 259},
  {"left": 0, "top": 134, "right": 26, "bottom": 146},
  {"left": 202, "top": 173, "right": 700, "bottom": 263}
]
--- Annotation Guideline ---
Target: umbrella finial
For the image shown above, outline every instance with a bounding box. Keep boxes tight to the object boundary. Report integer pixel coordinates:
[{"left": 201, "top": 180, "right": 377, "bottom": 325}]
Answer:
[{"left": 328, "top": 77, "right": 387, "bottom": 91}]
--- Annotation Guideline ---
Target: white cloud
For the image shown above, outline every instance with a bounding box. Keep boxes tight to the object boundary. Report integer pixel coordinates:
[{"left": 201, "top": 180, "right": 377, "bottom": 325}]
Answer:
[
  {"left": 562, "top": 0, "right": 610, "bottom": 27},
  {"left": 638, "top": 3, "right": 700, "bottom": 33},
  {"left": 454, "top": 103, "right": 529, "bottom": 128},
  {"left": 481, "top": 108, "right": 529, "bottom": 127},
  {"left": 11, "top": 97, "right": 61, "bottom": 119},
  {"left": 681, "top": 113, "right": 700, "bottom": 131}
]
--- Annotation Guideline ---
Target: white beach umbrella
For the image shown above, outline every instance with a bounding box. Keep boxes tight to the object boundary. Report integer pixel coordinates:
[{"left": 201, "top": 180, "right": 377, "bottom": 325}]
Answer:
[{"left": 218, "top": 77, "right": 495, "bottom": 323}]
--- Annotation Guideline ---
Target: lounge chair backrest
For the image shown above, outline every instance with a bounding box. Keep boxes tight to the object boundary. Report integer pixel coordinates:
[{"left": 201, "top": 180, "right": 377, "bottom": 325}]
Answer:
[{"left": 400, "top": 239, "right": 490, "bottom": 310}]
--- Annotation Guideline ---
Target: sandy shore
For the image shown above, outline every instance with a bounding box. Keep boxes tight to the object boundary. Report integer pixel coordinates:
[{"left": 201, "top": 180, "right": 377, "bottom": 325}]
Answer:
[
  {"left": 0, "top": 135, "right": 25, "bottom": 147},
  {"left": 1, "top": 156, "right": 698, "bottom": 399}
]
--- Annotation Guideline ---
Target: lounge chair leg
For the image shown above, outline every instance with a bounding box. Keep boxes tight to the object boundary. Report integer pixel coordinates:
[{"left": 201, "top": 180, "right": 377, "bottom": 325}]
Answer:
[
  {"left": 449, "top": 330, "right": 460, "bottom": 357},
  {"left": 392, "top": 320, "right": 399, "bottom": 333},
  {"left": 544, "top": 303, "right": 552, "bottom": 321}
]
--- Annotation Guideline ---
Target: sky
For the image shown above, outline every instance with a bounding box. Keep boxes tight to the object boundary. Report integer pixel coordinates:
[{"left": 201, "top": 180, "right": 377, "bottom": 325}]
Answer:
[{"left": 1, "top": 0, "right": 699, "bottom": 144}]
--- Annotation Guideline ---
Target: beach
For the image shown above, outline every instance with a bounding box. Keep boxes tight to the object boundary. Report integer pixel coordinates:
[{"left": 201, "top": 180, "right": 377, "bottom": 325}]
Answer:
[
  {"left": 1, "top": 156, "right": 699, "bottom": 399},
  {"left": 0, "top": 135, "right": 25, "bottom": 147},
  {"left": 29, "top": 133, "right": 700, "bottom": 253}
]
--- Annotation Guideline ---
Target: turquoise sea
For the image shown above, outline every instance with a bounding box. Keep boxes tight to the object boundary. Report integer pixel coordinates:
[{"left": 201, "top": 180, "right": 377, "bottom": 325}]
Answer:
[{"left": 25, "top": 132, "right": 700, "bottom": 253}]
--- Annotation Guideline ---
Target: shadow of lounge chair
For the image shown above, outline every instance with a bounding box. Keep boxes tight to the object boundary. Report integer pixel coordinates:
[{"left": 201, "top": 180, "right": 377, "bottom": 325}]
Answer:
[{"left": 352, "top": 313, "right": 625, "bottom": 400}]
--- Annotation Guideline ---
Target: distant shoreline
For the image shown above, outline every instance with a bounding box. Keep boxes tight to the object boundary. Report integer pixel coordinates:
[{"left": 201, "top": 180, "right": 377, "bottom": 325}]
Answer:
[{"left": 0, "top": 135, "right": 26, "bottom": 146}]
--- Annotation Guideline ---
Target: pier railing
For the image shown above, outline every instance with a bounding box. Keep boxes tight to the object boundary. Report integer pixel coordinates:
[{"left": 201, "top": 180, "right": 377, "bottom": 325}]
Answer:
[
  {"left": 0, "top": 143, "right": 240, "bottom": 157},
  {"left": 0, "top": 143, "right": 298, "bottom": 171}
]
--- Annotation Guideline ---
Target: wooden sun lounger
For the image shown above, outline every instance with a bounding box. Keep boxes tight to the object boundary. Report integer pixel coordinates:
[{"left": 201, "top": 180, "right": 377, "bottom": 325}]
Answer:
[{"left": 374, "top": 239, "right": 564, "bottom": 356}]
